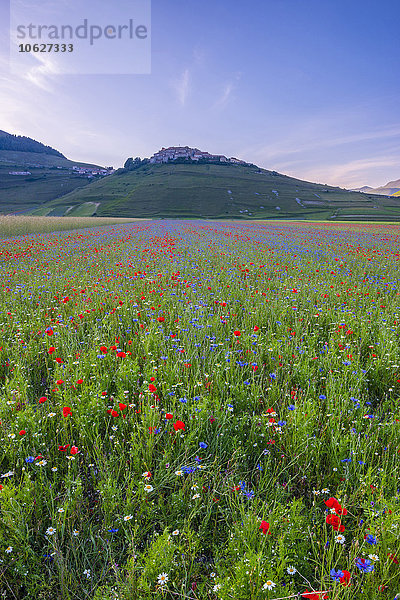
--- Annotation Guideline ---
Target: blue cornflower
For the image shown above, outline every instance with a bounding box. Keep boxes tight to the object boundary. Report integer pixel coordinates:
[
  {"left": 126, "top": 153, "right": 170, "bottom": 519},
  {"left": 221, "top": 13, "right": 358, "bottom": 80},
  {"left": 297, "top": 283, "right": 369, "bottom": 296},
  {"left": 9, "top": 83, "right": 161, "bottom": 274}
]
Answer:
[
  {"left": 278, "top": 420, "right": 286, "bottom": 426},
  {"left": 25, "top": 456, "right": 35, "bottom": 463},
  {"left": 355, "top": 558, "right": 374, "bottom": 573},
  {"left": 269, "top": 372, "right": 277, "bottom": 380},
  {"left": 288, "top": 404, "right": 296, "bottom": 411},
  {"left": 330, "top": 568, "right": 344, "bottom": 581},
  {"left": 199, "top": 442, "right": 208, "bottom": 449},
  {"left": 319, "top": 395, "right": 327, "bottom": 400},
  {"left": 179, "top": 397, "right": 188, "bottom": 404},
  {"left": 108, "top": 528, "right": 119, "bottom": 533},
  {"left": 365, "top": 534, "right": 377, "bottom": 545}
]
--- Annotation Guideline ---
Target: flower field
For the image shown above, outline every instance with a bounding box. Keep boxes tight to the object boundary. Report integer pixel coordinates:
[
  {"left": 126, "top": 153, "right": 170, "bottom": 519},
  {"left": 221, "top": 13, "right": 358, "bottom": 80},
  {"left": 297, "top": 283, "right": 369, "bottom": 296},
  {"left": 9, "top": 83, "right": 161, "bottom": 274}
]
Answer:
[{"left": 1, "top": 220, "right": 400, "bottom": 599}]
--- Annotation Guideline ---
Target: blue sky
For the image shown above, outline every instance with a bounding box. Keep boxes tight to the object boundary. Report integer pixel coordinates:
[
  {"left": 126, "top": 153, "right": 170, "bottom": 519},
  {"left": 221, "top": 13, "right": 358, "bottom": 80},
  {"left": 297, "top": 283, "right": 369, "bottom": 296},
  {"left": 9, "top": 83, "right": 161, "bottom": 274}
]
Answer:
[{"left": 0, "top": 0, "right": 399, "bottom": 188}]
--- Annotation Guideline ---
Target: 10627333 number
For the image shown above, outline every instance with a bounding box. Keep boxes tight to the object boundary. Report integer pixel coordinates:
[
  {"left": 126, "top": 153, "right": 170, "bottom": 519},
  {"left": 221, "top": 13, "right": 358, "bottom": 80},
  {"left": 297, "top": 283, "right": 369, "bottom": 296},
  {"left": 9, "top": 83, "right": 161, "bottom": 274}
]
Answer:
[{"left": 18, "top": 43, "right": 74, "bottom": 52}]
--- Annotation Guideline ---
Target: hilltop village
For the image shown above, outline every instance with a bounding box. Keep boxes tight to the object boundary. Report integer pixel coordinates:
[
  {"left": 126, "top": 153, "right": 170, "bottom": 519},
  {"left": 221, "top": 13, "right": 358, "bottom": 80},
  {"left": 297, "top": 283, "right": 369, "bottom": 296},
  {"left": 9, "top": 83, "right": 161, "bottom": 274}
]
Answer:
[{"left": 149, "top": 146, "right": 249, "bottom": 165}]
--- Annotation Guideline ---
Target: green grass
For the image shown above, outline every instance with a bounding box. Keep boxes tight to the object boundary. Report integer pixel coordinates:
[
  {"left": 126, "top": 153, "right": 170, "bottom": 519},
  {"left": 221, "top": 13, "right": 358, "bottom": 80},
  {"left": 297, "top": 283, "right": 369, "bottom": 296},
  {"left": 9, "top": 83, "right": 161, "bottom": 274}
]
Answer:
[
  {"left": 0, "top": 151, "right": 105, "bottom": 215},
  {"left": 1, "top": 220, "right": 400, "bottom": 599},
  {"left": 27, "top": 162, "right": 400, "bottom": 221}
]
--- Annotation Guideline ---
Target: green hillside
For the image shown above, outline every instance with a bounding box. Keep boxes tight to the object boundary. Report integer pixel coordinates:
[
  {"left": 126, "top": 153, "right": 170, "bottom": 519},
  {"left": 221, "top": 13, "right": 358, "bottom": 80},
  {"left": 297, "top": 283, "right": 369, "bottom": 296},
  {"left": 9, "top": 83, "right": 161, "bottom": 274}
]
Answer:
[
  {"left": 30, "top": 162, "right": 400, "bottom": 220},
  {"left": 0, "top": 150, "right": 104, "bottom": 215}
]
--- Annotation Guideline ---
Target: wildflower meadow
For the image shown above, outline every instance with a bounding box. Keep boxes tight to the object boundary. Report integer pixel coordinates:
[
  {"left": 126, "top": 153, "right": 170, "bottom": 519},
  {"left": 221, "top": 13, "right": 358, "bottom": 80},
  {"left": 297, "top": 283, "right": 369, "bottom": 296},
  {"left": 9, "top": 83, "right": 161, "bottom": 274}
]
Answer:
[{"left": 0, "top": 219, "right": 400, "bottom": 600}]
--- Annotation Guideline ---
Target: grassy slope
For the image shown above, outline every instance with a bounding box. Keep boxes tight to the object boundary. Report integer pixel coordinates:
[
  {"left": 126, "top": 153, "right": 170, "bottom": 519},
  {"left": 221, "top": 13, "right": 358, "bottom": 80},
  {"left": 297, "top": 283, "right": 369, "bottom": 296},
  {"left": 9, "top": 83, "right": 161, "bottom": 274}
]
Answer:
[
  {"left": 31, "top": 162, "right": 400, "bottom": 220},
  {"left": 0, "top": 151, "right": 104, "bottom": 214}
]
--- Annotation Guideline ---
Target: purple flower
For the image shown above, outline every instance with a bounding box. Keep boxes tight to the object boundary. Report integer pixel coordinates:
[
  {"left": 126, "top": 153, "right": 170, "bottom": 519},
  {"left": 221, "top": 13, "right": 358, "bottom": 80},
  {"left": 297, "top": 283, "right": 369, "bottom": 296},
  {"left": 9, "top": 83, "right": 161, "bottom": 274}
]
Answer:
[
  {"left": 355, "top": 558, "right": 374, "bottom": 573},
  {"left": 365, "top": 534, "right": 377, "bottom": 545},
  {"left": 330, "top": 568, "right": 344, "bottom": 581}
]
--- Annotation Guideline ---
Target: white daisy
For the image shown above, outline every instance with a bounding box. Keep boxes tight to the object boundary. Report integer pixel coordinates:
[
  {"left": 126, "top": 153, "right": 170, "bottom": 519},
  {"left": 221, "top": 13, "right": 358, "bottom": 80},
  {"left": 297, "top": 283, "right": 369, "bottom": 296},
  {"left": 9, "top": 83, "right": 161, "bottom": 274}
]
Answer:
[
  {"left": 157, "top": 572, "right": 168, "bottom": 585},
  {"left": 45, "top": 527, "right": 56, "bottom": 536},
  {"left": 262, "top": 580, "right": 276, "bottom": 590},
  {"left": 287, "top": 565, "right": 297, "bottom": 574},
  {"left": 144, "top": 484, "right": 154, "bottom": 493},
  {"left": 335, "top": 534, "right": 346, "bottom": 544},
  {"left": 368, "top": 554, "right": 379, "bottom": 561},
  {"left": 124, "top": 514, "right": 133, "bottom": 521}
]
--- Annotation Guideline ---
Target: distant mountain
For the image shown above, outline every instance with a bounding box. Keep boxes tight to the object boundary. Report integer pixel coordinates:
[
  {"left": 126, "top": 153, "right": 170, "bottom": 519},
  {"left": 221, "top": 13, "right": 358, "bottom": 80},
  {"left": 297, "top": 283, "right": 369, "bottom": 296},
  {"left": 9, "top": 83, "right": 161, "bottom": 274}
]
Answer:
[
  {"left": 353, "top": 178, "right": 400, "bottom": 196},
  {"left": 0, "top": 130, "right": 65, "bottom": 157},
  {"left": 350, "top": 186, "right": 373, "bottom": 193}
]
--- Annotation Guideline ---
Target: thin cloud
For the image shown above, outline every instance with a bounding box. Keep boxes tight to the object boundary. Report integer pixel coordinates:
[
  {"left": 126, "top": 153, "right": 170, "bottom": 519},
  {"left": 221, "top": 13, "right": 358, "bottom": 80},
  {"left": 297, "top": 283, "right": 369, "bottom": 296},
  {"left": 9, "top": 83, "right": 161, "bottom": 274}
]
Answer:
[
  {"left": 23, "top": 55, "right": 60, "bottom": 91},
  {"left": 213, "top": 73, "right": 241, "bottom": 110},
  {"left": 297, "top": 156, "right": 400, "bottom": 188},
  {"left": 173, "top": 68, "right": 190, "bottom": 106},
  {"left": 245, "top": 125, "right": 400, "bottom": 163},
  {"left": 213, "top": 82, "right": 234, "bottom": 109}
]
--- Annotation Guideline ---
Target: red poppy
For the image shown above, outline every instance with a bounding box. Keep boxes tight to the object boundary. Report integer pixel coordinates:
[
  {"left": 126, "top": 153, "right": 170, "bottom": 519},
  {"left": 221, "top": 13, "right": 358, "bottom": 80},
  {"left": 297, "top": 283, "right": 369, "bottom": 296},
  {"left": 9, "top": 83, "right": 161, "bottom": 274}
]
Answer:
[
  {"left": 119, "top": 403, "right": 127, "bottom": 411},
  {"left": 48, "top": 347, "right": 55, "bottom": 354},
  {"left": 70, "top": 446, "right": 79, "bottom": 455},
  {"left": 157, "top": 316, "right": 165, "bottom": 322},
  {"left": 0, "top": 484, "right": 3, "bottom": 490},
  {"left": 165, "top": 413, "right": 173, "bottom": 420},
  {"left": 100, "top": 346, "right": 108, "bottom": 353},
  {"left": 301, "top": 591, "right": 328, "bottom": 599},
  {"left": 254, "top": 326, "right": 260, "bottom": 331},
  {"left": 39, "top": 396, "right": 47, "bottom": 404},
  {"left": 117, "top": 351, "right": 126, "bottom": 358},
  {"left": 173, "top": 420, "right": 185, "bottom": 431},
  {"left": 259, "top": 520, "right": 271, "bottom": 535},
  {"left": 149, "top": 384, "right": 157, "bottom": 393},
  {"left": 19, "top": 430, "right": 26, "bottom": 435},
  {"left": 233, "top": 330, "right": 241, "bottom": 337},
  {"left": 58, "top": 444, "right": 70, "bottom": 452},
  {"left": 76, "top": 379, "right": 83, "bottom": 385},
  {"left": 46, "top": 328, "right": 54, "bottom": 336},
  {"left": 340, "top": 570, "right": 351, "bottom": 586},
  {"left": 56, "top": 379, "right": 64, "bottom": 385},
  {"left": 325, "top": 497, "right": 346, "bottom": 515},
  {"left": 55, "top": 357, "right": 63, "bottom": 364},
  {"left": 62, "top": 406, "right": 72, "bottom": 417}
]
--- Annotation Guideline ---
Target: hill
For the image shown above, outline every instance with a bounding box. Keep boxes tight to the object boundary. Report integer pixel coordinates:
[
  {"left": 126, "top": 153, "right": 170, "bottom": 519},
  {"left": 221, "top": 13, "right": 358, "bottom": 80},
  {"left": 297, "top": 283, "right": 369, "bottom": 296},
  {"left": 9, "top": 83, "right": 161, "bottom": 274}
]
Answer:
[
  {"left": 0, "top": 130, "right": 65, "bottom": 157},
  {"left": 29, "top": 161, "right": 400, "bottom": 220},
  {"left": 0, "top": 131, "right": 109, "bottom": 215},
  {"left": 359, "top": 177, "right": 400, "bottom": 196}
]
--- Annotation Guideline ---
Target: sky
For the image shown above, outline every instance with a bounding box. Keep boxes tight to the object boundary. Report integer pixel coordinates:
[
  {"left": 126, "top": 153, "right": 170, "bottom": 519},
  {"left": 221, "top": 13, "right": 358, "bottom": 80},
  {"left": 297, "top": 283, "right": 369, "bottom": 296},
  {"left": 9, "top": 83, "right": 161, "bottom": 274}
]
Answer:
[{"left": 0, "top": 0, "right": 399, "bottom": 188}]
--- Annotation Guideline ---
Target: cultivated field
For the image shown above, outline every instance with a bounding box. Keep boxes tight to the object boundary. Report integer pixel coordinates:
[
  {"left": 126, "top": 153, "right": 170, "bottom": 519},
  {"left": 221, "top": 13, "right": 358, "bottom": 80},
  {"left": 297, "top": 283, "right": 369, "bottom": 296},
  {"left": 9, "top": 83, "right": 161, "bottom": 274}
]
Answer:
[
  {"left": 0, "top": 216, "right": 143, "bottom": 238},
  {"left": 1, "top": 220, "right": 399, "bottom": 599}
]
